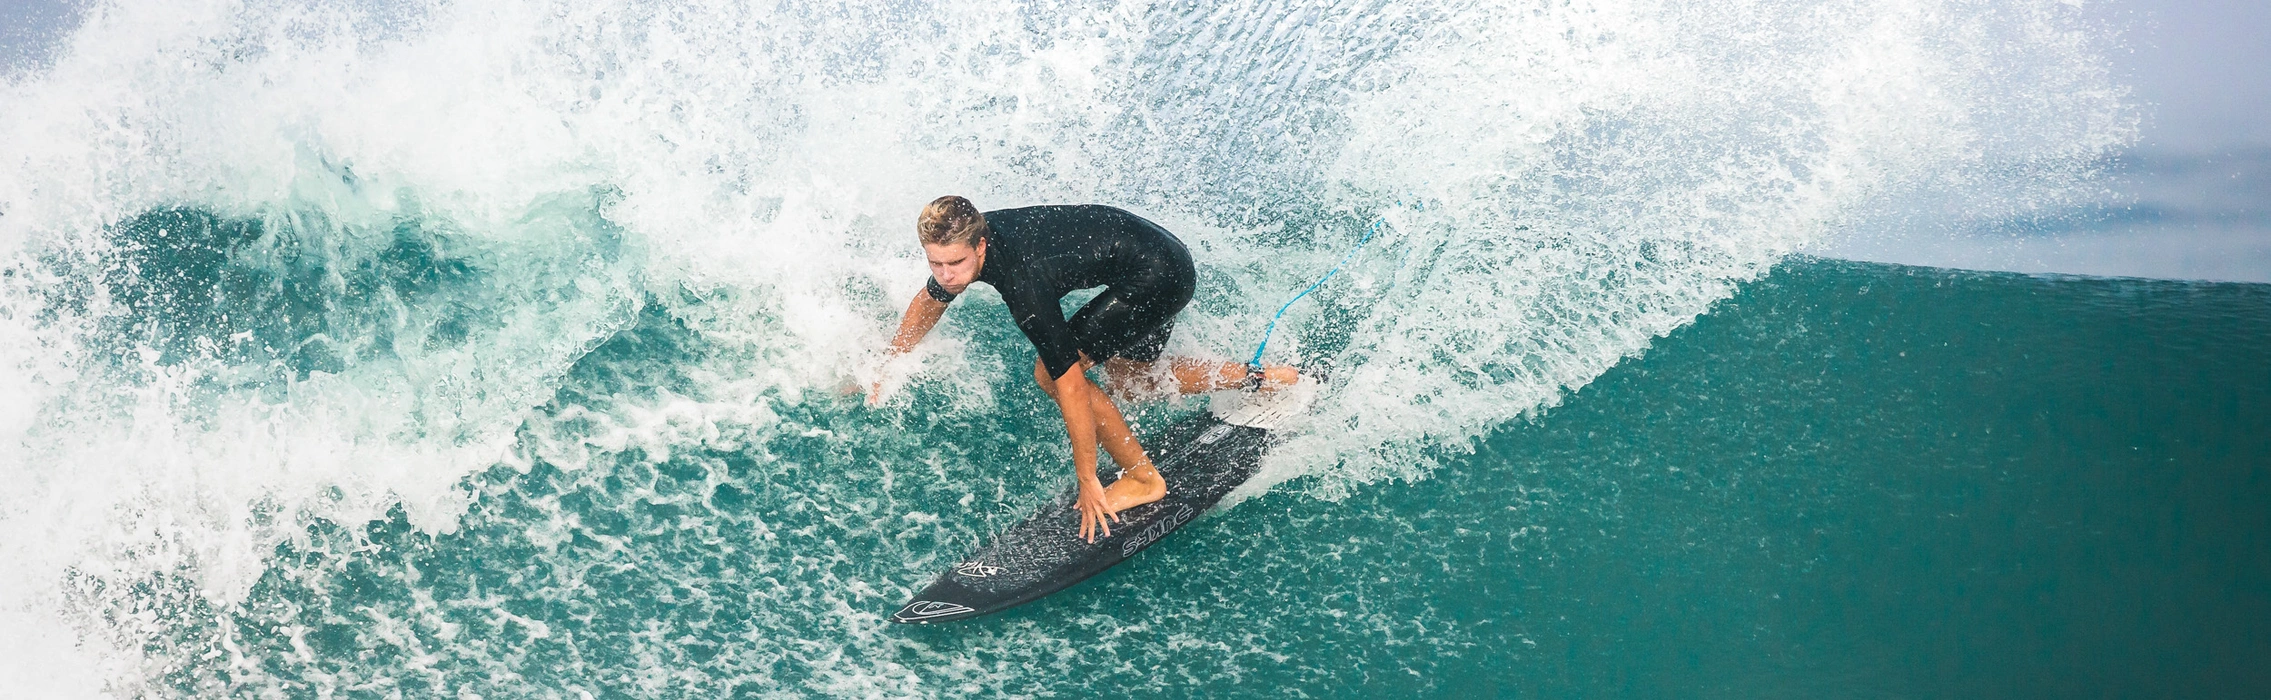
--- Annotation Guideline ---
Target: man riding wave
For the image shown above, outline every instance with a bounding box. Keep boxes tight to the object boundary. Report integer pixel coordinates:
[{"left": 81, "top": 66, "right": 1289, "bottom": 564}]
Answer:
[{"left": 873, "top": 196, "right": 1299, "bottom": 542}]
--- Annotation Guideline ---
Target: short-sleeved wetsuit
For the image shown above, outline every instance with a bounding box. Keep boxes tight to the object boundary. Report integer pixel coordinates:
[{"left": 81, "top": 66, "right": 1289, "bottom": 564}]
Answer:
[{"left": 926, "top": 205, "right": 1196, "bottom": 380}]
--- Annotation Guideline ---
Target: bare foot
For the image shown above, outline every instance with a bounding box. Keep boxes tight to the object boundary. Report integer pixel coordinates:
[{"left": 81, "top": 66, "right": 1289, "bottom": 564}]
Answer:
[{"left": 1102, "top": 463, "right": 1167, "bottom": 511}]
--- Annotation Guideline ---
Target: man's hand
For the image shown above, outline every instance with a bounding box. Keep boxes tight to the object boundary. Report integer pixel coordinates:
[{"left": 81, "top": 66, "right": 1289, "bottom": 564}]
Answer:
[
  {"left": 1076, "top": 476, "right": 1118, "bottom": 542},
  {"left": 858, "top": 290, "right": 952, "bottom": 407},
  {"left": 839, "top": 363, "right": 892, "bottom": 406},
  {"left": 857, "top": 348, "right": 922, "bottom": 407}
]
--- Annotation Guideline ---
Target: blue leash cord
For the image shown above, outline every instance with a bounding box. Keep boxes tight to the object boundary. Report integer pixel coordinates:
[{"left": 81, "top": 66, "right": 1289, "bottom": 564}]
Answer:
[{"left": 1246, "top": 208, "right": 1396, "bottom": 382}]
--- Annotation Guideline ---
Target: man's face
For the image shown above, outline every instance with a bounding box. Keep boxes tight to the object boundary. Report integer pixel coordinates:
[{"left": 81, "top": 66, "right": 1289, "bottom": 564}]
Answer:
[{"left": 924, "top": 238, "right": 986, "bottom": 295}]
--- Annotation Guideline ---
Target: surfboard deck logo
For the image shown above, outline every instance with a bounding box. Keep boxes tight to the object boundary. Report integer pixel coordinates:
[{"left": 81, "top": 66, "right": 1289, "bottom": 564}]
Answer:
[
  {"left": 1121, "top": 504, "right": 1197, "bottom": 557},
  {"left": 891, "top": 600, "right": 977, "bottom": 622}
]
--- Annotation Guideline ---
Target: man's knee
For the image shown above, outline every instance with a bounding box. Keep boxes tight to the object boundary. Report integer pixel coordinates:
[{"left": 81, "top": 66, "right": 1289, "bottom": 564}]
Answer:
[
  {"left": 1101, "top": 357, "right": 1144, "bottom": 380},
  {"left": 1100, "top": 357, "right": 1161, "bottom": 399}
]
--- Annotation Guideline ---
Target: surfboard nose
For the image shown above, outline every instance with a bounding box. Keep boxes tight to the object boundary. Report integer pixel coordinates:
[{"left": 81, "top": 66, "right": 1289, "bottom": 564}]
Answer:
[{"left": 889, "top": 599, "right": 979, "bottom": 624}]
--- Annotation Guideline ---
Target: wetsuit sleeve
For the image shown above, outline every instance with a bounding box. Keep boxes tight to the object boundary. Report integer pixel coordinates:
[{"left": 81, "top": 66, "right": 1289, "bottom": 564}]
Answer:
[
  {"left": 924, "top": 276, "right": 958, "bottom": 303},
  {"left": 1003, "top": 288, "right": 1085, "bottom": 379}
]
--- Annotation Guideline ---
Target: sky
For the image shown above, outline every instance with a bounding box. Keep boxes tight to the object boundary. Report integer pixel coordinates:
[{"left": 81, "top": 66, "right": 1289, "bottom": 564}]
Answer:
[
  {"left": 0, "top": 0, "right": 74, "bottom": 74},
  {"left": 2101, "top": 0, "right": 2271, "bottom": 151},
  {"left": 3, "top": 0, "right": 2268, "bottom": 280}
]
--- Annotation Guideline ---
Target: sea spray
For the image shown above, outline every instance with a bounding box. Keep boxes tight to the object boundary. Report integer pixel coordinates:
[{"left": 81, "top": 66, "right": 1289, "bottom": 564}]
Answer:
[{"left": 0, "top": 0, "right": 2129, "bottom": 694}]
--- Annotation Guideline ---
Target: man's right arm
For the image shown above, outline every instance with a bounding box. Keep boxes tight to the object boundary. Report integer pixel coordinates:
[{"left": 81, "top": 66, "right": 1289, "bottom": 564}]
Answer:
[
  {"left": 868, "top": 290, "right": 950, "bottom": 404},
  {"left": 887, "top": 290, "right": 950, "bottom": 356}
]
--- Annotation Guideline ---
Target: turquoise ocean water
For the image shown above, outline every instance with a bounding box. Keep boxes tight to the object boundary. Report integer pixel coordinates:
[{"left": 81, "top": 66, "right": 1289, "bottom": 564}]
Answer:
[{"left": 4, "top": 0, "right": 2264, "bottom": 697}]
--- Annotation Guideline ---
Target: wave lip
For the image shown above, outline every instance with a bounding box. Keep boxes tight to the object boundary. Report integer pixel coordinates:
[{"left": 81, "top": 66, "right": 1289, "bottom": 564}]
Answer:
[{"left": 1817, "top": 148, "right": 2271, "bottom": 283}]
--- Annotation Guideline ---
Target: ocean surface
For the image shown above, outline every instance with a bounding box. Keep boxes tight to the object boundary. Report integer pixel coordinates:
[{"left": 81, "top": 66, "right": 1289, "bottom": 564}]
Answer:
[{"left": 3, "top": 0, "right": 2264, "bottom": 697}]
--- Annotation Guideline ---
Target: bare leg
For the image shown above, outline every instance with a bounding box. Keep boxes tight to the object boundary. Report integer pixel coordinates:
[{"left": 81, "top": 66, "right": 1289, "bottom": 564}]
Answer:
[
  {"left": 1134, "top": 358, "right": 1299, "bottom": 395},
  {"left": 1094, "top": 357, "right": 1300, "bottom": 398},
  {"left": 1092, "top": 354, "right": 1307, "bottom": 400},
  {"left": 1036, "top": 357, "right": 1166, "bottom": 511}
]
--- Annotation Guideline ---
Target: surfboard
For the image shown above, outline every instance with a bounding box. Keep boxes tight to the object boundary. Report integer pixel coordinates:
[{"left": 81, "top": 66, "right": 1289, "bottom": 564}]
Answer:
[{"left": 888, "top": 379, "right": 1319, "bottom": 624}]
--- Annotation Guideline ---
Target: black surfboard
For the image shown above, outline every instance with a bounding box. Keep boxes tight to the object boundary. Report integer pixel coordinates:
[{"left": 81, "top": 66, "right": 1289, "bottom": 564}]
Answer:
[{"left": 888, "top": 410, "right": 1275, "bottom": 624}]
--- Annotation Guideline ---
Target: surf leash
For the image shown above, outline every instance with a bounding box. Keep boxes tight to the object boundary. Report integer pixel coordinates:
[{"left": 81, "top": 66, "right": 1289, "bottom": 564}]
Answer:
[{"left": 1245, "top": 203, "right": 1402, "bottom": 390}]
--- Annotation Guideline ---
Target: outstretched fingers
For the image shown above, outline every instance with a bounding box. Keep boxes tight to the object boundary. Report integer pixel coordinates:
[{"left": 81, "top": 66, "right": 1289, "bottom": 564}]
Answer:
[
  {"left": 1079, "top": 504, "right": 1104, "bottom": 543},
  {"left": 1078, "top": 499, "right": 1121, "bottom": 543}
]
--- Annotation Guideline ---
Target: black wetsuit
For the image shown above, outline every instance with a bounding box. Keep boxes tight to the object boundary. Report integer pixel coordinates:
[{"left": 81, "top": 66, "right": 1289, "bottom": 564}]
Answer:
[{"left": 926, "top": 205, "right": 1196, "bottom": 380}]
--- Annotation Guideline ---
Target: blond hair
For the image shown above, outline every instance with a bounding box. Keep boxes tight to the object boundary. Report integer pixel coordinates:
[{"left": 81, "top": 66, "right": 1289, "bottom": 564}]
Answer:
[{"left": 917, "top": 195, "right": 988, "bottom": 247}]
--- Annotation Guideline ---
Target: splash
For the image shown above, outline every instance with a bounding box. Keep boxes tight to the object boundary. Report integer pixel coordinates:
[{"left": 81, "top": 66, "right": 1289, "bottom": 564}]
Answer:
[{"left": 0, "top": 0, "right": 2128, "bottom": 694}]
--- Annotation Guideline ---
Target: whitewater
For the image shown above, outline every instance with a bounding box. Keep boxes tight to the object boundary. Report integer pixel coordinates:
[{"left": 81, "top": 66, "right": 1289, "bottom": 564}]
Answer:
[{"left": 0, "top": 0, "right": 2136, "bottom": 695}]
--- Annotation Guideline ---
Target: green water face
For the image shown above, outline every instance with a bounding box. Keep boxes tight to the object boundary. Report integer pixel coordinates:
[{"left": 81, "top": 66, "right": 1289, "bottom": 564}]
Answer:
[
  {"left": 1359, "top": 258, "right": 2271, "bottom": 697},
  {"left": 148, "top": 257, "right": 2269, "bottom": 697}
]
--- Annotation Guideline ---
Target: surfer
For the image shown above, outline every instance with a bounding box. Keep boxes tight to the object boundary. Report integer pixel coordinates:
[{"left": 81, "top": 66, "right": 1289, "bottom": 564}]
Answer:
[{"left": 874, "top": 197, "right": 1299, "bottom": 543}]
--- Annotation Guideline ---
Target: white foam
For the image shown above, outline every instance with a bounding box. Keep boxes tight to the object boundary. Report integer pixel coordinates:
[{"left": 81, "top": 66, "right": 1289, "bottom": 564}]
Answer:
[
  {"left": 1211, "top": 374, "right": 1323, "bottom": 430},
  {"left": 0, "top": 0, "right": 2130, "bottom": 693}
]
